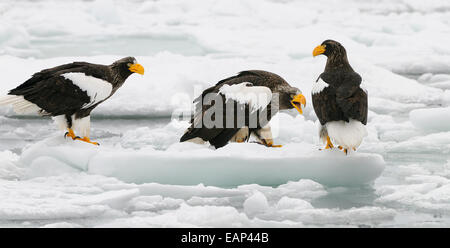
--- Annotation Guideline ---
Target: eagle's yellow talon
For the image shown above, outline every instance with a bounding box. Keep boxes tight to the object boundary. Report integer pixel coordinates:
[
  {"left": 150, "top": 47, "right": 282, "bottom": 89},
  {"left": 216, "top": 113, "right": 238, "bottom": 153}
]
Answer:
[
  {"left": 74, "top": 136, "right": 100, "bottom": 146},
  {"left": 324, "top": 136, "right": 334, "bottom": 149},
  {"left": 64, "top": 129, "right": 77, "bottom": 140},
  {"left": 271, "top": 144, "right": 283, "bottom": 148},
  {"left": 259, "top": 139, "right": 282, "bottom": 148},
  {"left": 65, "top": 129, "right": 98, "bottom": 145}
]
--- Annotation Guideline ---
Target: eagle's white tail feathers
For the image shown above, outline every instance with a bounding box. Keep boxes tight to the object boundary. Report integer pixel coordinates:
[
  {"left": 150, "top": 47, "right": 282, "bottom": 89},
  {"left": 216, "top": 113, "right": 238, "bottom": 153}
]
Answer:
[
  {"left": 324, "top": 119, "right": 368, "bottom": 149},
  {"left": 0, "top": 95, "right": 41, "bottom": 114}
]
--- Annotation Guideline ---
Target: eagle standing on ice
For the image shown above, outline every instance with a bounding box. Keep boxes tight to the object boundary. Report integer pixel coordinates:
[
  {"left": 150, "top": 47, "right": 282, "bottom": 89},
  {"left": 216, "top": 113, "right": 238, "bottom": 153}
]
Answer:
[
  {"left": 180, "top": 70, "right": 306, "bottom": 148},
  {"left": 0, "top": 57, "right": 144, "bottom": 145},
  {"left": 312, "top": 40, "right": 368, "bottom": 154}
]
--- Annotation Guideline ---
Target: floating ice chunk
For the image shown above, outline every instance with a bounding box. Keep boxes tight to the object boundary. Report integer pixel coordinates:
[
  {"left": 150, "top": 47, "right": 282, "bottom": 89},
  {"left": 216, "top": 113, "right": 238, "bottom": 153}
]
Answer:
[
  {"left": 387, "top": 132, "right": 450, "bottom": 154},
  {"left": 187, "top": 196, "right": 237, "bottom": 207},
  {"left": 0, "top": 150, "right": 23, "bottom": 180},
  {"left": 376, "top": 175, "right": 450, "bottom": 214},
  {"left": 19, "top": 136, "right": 385, "bottom": 187},
  {"left": 175, "top": 204, "right": 251, "bottom": 227},
  {"left": 127, "top": 196, "right": 183, "bottom": 212},
  {"left": 270, "top": 113, "right": 317, "bottom": 143},
  {"left": 25, "top": 156, "right": 79, "bottom": 179},
  {"left": 243, "top": 192, "right": 269, "bottom": 216},
  {"left": 138, "top": 183, "right": 244, "bottom": 199},
  {"left": 442, "top": 90, "right": 450, "bottom": 106},
  {"left": 257, "top": 204, "right": 395, "bottom": 226},
  {"left": 370, "top": 97, "right": 426, "bottom": 115},
  {"left": 70, "top": 189, "right": 140, "bottom": 210},
  {"left": 409, "top": 107, "right": 450, "bottom": 132},
  {"left": 0, "top": 202, "right": 109, "bottom": 221},
  {"left": 19, "top": 135, "right": 101, "bottom": 172},
  {"left": 89, "top": 0, "right": 123, "bottom": 25},
  {"left": 41, "top": 222, "right": 83, "bottom": 228},
  {"left": 276, "top": 180, "right": 327, "bottom": 200},
  {"left": 275, "top": 196, "right": 313, "bottom": 210}
]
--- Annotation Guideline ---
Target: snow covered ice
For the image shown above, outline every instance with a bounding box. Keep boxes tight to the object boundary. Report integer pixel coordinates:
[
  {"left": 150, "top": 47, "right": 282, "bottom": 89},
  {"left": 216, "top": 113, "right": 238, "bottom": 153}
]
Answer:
[
  {"left": 1, "top": 0, "right": 450, "bottom": 227},
  {"left": 17, "top": 126, "right": 385, "bottom": 187}
]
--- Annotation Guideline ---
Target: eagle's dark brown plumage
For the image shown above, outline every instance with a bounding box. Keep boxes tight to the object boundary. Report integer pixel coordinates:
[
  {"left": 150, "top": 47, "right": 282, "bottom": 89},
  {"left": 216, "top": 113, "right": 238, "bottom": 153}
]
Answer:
[
  {"left": 180, "top": 70, "right": 306, "bottom": 149},
  {"left": 312, "top": 40, "right": 368, "bottom": 153}
]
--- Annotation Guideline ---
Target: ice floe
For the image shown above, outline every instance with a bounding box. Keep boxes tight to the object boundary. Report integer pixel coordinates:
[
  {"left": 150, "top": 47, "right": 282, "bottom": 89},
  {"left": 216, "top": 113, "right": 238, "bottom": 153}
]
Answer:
[
  {"left": 15, "top": 134, "right": 385, "bottom": 187},
  {"left": 410, "top": 107, "right": 450, "bottom": 132}
]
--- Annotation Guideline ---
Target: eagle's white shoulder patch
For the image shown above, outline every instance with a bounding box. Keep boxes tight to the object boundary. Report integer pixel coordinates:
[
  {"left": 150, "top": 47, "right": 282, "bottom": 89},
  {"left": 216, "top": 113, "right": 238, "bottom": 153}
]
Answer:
[
  {"left": 311, "top": 78, "right": 329, "bottom": 95},
  {"left": 360, "top": 81, "right": 368, "bottom": 94},
  {"left": 219, "top": 82, "right": 272, "bottom": 112},
  {"left": 61, "top": 72, "right": 113, "bottom": 109}
]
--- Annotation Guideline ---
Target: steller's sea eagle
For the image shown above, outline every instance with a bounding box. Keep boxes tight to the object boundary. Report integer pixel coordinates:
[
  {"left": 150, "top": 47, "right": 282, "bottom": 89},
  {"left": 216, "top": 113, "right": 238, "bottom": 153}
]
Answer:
[
  {"left": 312, "top": 40, "right": 368, "bottom": 154},
  {"left": 0, "top": 57, "right": 144, "bottom": 145},
  {"left": 180, "top": 70, "right": 306, "bottom": 148}
]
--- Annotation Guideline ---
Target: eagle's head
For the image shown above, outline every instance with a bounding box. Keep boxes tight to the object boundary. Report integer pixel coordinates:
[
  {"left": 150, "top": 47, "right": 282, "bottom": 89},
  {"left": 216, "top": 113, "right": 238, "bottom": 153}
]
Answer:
[
  {"left": 313, "top": 40, "right": 352, "bottom": 71},
  {"left": 111, "top": 57, "right": 145, "bottom": 79},
  {"left": 277, "top": 86, "right": 306, "bottom": 114},
  {"left": 312, "top": 40, "right": 347, "bottom": 58}
]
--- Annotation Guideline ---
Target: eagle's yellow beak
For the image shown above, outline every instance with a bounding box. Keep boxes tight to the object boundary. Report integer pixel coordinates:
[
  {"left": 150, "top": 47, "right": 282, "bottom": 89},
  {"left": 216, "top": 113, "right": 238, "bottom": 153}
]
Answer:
[
  {"left": 129, "top": 63, "right": 145, "bottom": 75},
  {"left": 291, "top": 93, "right": 306, "bottom": 114},
  {"left": 313, "top": 45, "right": 326, "bottom": 57}
]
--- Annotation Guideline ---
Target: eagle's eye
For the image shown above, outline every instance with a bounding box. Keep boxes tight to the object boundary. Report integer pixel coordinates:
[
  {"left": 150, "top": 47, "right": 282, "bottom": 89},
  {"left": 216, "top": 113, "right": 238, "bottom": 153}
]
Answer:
[{"left": 127, "top": 63, "right": 132, "bottom": 67}]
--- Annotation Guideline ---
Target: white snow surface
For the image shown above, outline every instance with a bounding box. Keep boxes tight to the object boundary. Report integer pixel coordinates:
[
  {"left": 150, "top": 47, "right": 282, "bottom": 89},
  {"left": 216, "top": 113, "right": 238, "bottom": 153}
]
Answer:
[{"left": 1, "top": 0, "right": 450, "bottom": 227}]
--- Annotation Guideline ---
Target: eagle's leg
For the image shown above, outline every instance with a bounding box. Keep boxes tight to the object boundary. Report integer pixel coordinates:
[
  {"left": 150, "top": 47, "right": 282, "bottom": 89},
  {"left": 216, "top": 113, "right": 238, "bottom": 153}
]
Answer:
[
  {"left": 324, "top": 136, "right": 334, "bottom": 149},
  {"left": 70, "top": 116, "right": 99, "bottom": 146},
  {"left": 254, "top": 125, "right": 282, "bottom": 148},
  {"left": 231, "top": 127, "right": 249, "bottom": 143}
]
